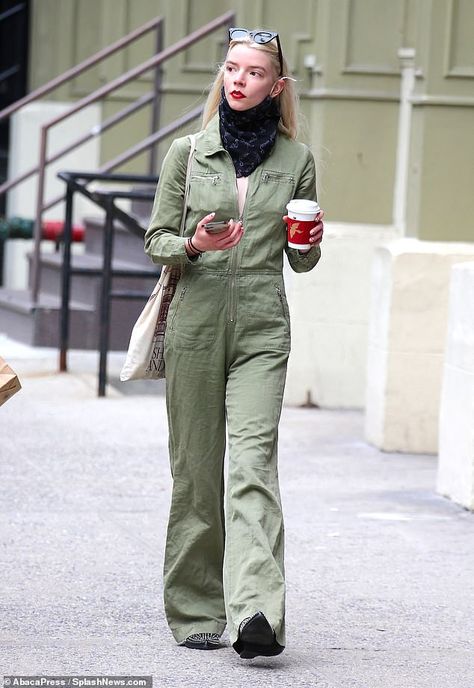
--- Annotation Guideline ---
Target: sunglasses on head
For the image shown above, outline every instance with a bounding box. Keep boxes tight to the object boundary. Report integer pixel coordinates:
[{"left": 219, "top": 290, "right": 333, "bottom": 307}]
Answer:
[{"left": 228, "top": 27, "right": 283, "bottom": 77}]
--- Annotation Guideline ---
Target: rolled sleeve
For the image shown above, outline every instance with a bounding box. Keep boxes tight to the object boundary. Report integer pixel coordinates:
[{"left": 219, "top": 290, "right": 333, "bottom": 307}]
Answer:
[{"left": 286, "top": 244, "right": 321, "bottom": 272}]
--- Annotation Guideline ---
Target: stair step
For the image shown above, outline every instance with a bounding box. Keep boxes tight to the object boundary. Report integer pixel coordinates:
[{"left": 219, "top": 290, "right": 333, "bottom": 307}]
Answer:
[
  {"left": 0, "top": 287, "right": 91, "bottom": 314},
  {"left": 0, "top": 288, "right": 96, "bottom": 348},
  {"left": 0, "top": 280, "right": 151, "bottom": 351},
  {"left": 30, "top": 249, "right": 159, "bottom": 274},
  {"left": 83, "top": 215, "right": 151, "bottom": 266},
  {"left": 28, "top": 250, "right": 159, "bottom": 304}
]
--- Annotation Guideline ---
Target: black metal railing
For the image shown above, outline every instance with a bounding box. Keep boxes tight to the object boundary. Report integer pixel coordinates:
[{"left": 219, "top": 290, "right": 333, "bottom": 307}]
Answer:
[
  {"left": 58, "top": 170, "right": 160, "bottom": 397},
  {"left": 56, "top": 98, "right": 204, "bottom": 396}
]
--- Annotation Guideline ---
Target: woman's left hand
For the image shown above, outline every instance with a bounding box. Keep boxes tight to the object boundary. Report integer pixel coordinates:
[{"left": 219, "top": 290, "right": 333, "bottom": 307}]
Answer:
[{"left": 310, "top": 210, "right": 324, "bottom": 244}]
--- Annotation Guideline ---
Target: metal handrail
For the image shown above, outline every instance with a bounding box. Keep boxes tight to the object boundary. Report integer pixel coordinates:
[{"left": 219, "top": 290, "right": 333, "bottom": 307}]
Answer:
[
  {"left": 0, "top": 91, "right": 156, "bottom": 196},
  {"left": 42, "top": 103, "right": 203, "bottom": 215},
  {"left": 58, "top": 171, "right": 160, "bottom": 395},
  {"left": 29, "top": 10, "right": 234, "bottom": 303},
  {"left": 57, "top": 170, "right": 158, "bottom": 238},
  {"left": 0, "top": 14, "right": 165, "bottom": 123},
  {"left": 0, "top": 17, "right": 165, "bottom": 199},
  {"left": 97, "top": 104, "right": 205, "bottom": 174}
]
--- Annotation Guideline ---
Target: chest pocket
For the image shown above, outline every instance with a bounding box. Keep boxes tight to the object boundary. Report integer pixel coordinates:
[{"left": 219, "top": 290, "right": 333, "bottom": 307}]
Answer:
[
  {"left": 259, "top": 169, "right": 296, "bottom": 215},
  {"left": 261, "top": 170, "right": 296, "bottom": 185},
  {"left": 188, "top": 172, "right": 224, "bottom": 214}
]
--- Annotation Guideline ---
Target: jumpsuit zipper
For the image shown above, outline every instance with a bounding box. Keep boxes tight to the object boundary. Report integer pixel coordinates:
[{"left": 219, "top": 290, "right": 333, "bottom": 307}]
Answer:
[
  {"left": 227, "top": 155, "right": 244, "bottom": 324},
  {"left": 228, "top": 227, "right": 240, "bottom": 323}
]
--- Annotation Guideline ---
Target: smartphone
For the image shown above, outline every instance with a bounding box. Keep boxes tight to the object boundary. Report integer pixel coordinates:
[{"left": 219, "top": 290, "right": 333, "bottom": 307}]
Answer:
[{"left": 204, "top": 220, "right": 230, "bottom": 233}]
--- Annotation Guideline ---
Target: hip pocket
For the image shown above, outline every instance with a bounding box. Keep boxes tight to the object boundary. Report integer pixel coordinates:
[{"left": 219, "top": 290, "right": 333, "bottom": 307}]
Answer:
[
  {"left": 168, "top": 283, "right": 217, "bottom": 351},
  {"left": 239, "top": 281, "right": 291, "bottom": 353}
]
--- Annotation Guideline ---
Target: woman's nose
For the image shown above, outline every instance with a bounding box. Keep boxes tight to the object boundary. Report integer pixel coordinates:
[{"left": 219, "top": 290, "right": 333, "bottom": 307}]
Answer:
[{"left": 234, "top": 70, "right": 245, "bottom": 85}]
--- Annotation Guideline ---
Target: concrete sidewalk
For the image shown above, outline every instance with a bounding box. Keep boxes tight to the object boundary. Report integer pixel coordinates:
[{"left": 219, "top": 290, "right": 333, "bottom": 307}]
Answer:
[{"left": 1, "top": 335, "right": 473, "bottom": 687}]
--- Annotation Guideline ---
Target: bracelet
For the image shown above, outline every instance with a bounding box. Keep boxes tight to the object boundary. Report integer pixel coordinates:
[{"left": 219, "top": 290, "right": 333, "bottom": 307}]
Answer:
[
  {"left": 188, "top": 236, "right": 204, "bottom": 256},
  {"left": 185, "top": 238, "right": 198, "bottom": 256},
  {"left": 186, "top": 238, "right": 199, "bottom": 256}
]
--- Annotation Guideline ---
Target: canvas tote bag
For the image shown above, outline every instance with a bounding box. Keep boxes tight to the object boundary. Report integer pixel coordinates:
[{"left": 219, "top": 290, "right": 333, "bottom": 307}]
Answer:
[{"left": 120, "top": 134, "right": 196, "bottom": 381}]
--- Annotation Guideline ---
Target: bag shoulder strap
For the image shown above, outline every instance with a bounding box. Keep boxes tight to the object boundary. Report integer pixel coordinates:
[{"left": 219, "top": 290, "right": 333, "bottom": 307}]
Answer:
[{"left": 179, "top": 134, "right": 196, "bottom": 237}]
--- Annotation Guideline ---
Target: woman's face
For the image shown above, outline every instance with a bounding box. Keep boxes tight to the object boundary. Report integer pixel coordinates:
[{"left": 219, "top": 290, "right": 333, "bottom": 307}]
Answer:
[{"left": 223, "top": 43, "right": 282, "bottom": 111}]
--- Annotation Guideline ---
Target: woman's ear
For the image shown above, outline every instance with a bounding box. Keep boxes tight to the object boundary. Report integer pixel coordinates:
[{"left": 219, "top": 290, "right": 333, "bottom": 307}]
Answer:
[{"left": 270, "top": 78, "right": 286, "bottom": 98}]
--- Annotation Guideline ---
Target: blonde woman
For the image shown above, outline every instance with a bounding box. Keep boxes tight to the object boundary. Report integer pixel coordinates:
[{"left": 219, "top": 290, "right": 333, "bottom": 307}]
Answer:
[{"left": 145, "top": 27, "right": 324, "bottom": 659}]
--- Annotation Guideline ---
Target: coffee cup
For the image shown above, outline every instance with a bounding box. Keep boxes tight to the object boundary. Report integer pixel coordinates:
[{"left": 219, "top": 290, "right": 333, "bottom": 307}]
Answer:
[{"left": 285, "top": 199, "right": 321, "bottom": 250}]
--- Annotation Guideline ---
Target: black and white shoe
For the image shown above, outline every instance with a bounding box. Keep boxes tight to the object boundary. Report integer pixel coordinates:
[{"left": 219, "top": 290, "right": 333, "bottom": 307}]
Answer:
[
  {"left": 181, "top": 632, "right": 222, "bottom": 650},
  {"left": 232, "top": 611, "right": 285, "bottom": 659}
]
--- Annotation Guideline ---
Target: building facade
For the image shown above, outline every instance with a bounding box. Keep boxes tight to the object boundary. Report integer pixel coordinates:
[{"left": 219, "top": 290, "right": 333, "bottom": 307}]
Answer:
[{"left": 25, "top": 0, "right": 474, "bottom": 241}]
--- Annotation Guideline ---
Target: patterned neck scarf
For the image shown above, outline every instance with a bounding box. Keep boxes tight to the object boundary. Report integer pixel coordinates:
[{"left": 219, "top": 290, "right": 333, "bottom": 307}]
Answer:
[{"left": 218, "top": 87, "right": 280, "bottom": 178}]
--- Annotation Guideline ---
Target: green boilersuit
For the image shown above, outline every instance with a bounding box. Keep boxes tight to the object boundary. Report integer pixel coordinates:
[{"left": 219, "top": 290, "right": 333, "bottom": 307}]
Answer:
[{"left": 144, "top": 114, "right": 321, "bottom": 647}]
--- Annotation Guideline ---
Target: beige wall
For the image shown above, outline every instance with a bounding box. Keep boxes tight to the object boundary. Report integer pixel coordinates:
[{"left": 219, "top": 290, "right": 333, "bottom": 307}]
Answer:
[{"left": 27, "top": 0, "right": 474, "bottom": 241}]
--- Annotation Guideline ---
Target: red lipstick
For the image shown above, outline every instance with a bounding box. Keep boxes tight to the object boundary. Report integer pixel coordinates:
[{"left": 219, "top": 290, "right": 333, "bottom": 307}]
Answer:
[{"left": 231, "top": 90, "right": 246, "bottom": 99}]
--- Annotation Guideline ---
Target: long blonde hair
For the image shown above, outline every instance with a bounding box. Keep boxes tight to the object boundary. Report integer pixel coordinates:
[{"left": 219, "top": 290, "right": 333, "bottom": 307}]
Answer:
[{"left": 202, "top": 36, "right": 299, "bottom": 140}]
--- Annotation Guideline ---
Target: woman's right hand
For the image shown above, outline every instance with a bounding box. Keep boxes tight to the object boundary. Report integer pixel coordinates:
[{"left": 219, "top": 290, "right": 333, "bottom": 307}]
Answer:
[{"left": 191, "top": 213, "right": 244, "bottom": 253}]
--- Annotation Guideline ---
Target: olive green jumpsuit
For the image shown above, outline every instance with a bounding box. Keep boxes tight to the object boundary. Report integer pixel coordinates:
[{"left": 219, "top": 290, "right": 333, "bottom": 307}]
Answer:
[{"left": 144, "top": 114, "right": 321, "bottom": 648}]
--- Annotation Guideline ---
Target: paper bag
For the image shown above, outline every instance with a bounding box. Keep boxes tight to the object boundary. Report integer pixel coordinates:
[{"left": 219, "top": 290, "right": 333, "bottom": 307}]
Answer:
[{"left": 0, "top": 356, "right": 22, "bottom": 407}]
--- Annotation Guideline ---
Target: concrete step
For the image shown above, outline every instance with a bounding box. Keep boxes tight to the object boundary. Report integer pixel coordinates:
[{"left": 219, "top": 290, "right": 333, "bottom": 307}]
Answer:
[
  {"left": 83, "top": 215, "right": 151, "bottom": 267},
  {"left": 27, "top": 251, "right": 159, "bottom": 306},
  {"left": 0, "top": 288, "right": 96, "bottom": 348},
  {"left": 0, "top": 286, "right": 152, "bottom": 350}
]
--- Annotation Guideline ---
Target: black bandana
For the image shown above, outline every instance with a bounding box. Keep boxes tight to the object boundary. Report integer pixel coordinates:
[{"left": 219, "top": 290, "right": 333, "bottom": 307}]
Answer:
[{"left": 218, "top": 87, "right": 280, "bottom": 178}]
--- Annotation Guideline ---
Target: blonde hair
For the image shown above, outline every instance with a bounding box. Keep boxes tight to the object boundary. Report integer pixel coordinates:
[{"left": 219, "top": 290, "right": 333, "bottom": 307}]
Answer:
[{"left": 202, "top": 36, "right": 299, "bottom": 140}]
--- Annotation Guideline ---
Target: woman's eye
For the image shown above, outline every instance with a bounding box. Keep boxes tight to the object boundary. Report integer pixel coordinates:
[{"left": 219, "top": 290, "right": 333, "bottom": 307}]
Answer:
[{"left": 250, "top": 71, "right": 263, "bottom": 77}]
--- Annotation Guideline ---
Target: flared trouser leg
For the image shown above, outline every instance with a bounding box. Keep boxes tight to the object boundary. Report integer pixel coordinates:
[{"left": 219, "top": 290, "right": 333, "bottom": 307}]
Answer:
[
  {"left": 163, "top": 341, "right": 228, "bottom": 644},
  {"left": 224, "top": 348, "right": 288, "bottom": 648},
  {"left": 163, "top": 274, "right": 289, "bottom": 647}
]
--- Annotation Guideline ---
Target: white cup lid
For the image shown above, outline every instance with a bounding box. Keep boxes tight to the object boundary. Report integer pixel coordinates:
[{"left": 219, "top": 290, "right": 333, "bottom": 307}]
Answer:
[{"left": 286, "top": 199, "right": 320, "bottom": 214}]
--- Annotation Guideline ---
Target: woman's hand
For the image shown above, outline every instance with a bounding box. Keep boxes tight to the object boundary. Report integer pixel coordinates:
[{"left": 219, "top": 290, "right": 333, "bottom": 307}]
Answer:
[
  {"left": 282, "top": 210, "right": 325, "bottom": 247},
  {"left": 191, "top": 213, "right": 244, "bottom": 253},
  {"left": 310, "top": 210, "right": 324, "bottom": 245}
]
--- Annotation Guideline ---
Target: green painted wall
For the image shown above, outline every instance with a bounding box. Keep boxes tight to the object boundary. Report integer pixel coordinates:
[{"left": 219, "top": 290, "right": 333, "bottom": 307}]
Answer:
[{"left": 27, "top": 0, "right": 474, "bottom": 241}]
